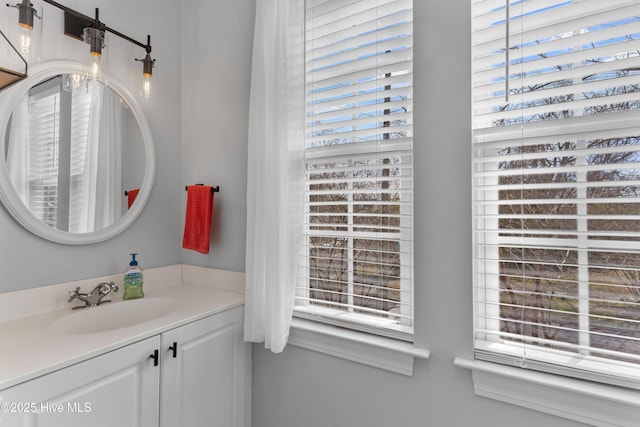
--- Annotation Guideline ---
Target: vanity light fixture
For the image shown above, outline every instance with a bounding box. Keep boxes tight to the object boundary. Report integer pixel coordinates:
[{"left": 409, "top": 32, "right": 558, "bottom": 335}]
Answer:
[
  {"left": 135, "top": 35, "right": 155, "bottom": 99},
  {"left": 6, "top": 0, "right": 41, "bottom": 58},
  {"left": 5, "top": 0, "right": 157, "bottom": 98},
  {"left": 84, "top": 27, "right": 103, "bottom": 58},
  {"left": 83, "top": 24, "right": 106, "bottom": 81}
]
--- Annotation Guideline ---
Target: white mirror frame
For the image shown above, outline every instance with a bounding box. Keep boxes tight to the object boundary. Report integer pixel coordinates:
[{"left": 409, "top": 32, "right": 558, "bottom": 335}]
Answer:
[{"left": 0, "top": 60, "right": 156, "bottom": 245}]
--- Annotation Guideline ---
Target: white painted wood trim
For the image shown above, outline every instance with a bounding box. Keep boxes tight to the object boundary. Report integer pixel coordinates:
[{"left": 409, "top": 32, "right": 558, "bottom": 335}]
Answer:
[
  {"left": 288, "top": 318, "right": 429, "bottom": 376},
  {"left": 454, "top": 357, "right": 640, "bottom": 427}
]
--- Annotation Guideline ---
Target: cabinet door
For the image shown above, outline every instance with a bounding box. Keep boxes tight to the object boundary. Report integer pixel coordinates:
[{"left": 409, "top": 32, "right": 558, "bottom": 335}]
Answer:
[
  {"left": 0, "top": 336, "right": 161, "bottom": 427},
  {"left": 160, "top": 306, "right": 246, "bottom": 427}
]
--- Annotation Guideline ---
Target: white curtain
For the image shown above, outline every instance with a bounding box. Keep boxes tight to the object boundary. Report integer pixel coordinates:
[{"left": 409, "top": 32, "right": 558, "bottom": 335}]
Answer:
[
  {"left": 94, "top": 85, "right": 122, "bottom": 228},
  {"left": 7, "top": 96, "right": 29, "bottom": 205},
  {"left": 79, "top": 81, "right": 103, "bottom": 232},
  {"left": 82, "top": 81, "right": 122, "bottom": 232},
  {"left": 244, "top": 0, "right": 305, "bottom": 353}
]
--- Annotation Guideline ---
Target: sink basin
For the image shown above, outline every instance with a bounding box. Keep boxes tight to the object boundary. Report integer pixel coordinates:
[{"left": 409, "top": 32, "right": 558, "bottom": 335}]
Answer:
[{"left": 50, "top": 298, "right": 178, "bottom": 334}]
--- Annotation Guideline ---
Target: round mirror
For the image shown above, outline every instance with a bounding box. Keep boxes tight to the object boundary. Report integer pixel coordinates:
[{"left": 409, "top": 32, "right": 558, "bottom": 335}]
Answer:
[{"left": 0, "top": 61, "right": 155, "bottom": 244}]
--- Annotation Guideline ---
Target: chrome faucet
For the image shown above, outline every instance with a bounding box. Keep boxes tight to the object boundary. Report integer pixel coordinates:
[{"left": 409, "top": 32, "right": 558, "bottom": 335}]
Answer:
[{"left": 68, "top": 281, "right": 119, "bottom": 309}]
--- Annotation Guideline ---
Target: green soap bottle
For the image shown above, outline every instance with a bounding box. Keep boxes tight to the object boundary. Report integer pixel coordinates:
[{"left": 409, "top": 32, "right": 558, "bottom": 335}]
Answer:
[{"left": 123, "top": 253, "right": 144, "bottom": 300}]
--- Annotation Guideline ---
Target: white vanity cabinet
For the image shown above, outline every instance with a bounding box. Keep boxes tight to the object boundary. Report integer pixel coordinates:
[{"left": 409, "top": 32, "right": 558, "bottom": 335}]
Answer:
[
  {"left": 0, "top": 335, "right": 162, "bottom": 427},
  {"left": 0, "top": 305, "right": 247, "bottom": 427},
  {"left": 160, "top": 305, "right": 246, "bottom": 427}
]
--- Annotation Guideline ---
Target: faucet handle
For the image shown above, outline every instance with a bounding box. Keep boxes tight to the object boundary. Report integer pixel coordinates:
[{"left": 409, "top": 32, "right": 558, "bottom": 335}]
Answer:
[
  {"left": 68, "top": 286, "right": 82, "bottom": 302},
  {"left": 109, "top": 281, "right": 119, "bottom": 293},
  {"left": 98, "top": 281, "right": 118, "bottom": 295}
]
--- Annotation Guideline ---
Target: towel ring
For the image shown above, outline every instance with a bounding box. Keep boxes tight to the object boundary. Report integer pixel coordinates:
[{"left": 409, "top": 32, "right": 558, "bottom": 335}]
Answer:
[{"left": 185, "top": 184, "right": 219, "bottom": 193}]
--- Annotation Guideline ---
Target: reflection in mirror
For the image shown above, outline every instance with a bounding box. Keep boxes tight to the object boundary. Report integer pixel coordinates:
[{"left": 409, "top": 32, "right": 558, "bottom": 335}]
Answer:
[
  {"left": 4, "top": 74, "right": 145, "bottom": 233},
  {"left": 0, "top": 61, "right": 155, "bottom": 245}
]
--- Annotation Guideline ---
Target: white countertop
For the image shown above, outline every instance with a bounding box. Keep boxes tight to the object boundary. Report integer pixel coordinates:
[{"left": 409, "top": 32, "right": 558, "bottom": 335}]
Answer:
[{"left": 0, "top": 265, "right": 245, "bottom": 391}]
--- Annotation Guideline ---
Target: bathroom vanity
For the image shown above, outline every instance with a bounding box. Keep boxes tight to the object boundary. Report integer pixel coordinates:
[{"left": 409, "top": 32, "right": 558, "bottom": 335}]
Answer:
[
  {"left": 0, "top": 37, "right": 249, "bottom": 426},
  {"left": 0, "top": 265, "right": 249, "bottom": 427}
]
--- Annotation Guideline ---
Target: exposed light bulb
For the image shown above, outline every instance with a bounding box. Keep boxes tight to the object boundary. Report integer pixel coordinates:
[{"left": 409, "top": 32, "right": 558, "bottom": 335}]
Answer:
[
  {"left": 135, "top": 48, "right": 155, "bottom": 101},
  {"left": 63, "top": 73, "right": 87, "bottom": 93},
  {"left": 19, "top": 26, "right": 31, "bottom": 56},
  {"left": 90, "top": 59, "right": 100, "bottom": 80},
  {"left": 142, "top": 74, "right": 151, "bottom": 98},
  {"left": 71, "top": 74, "right": 83, "bottom": 86}
]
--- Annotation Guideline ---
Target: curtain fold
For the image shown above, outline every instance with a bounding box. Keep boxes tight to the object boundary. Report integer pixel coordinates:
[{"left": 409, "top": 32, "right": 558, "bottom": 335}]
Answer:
[
  {"left": 94, "top": 85, "right": 122, "bottom": 229},
  {"left": 81, "top": 81, "right": 122, "bottom": 232},
  {"left": 80, "top": 80, "right": 103, "bottom": 232},
  {"left": 244, "top": 0, "right": 305, "bottom": 353},
  {"left": 7, "top": 96, "right": 29, "bottom": 206}
]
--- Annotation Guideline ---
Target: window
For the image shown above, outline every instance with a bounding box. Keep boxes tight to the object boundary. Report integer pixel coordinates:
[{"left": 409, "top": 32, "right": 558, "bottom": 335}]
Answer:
[
  {"left": 472, "top": 0, "right": 640, "bottom": 388},
  {"left": 9, "top": 76, "right": 99, "bottom": 232},
  {"left": 294, "top": 0, "right": 414, "bottom": 340},
  {"left": 27, "top": 77, "right": 94, "bottom": 231},
  {"left": 27, "top": 79, "right": 63, "bottom": 228}
]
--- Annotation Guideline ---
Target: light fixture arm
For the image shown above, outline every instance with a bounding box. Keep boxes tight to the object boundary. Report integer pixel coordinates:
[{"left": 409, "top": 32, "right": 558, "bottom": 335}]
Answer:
[
  {"left": 135, "top": 35, "right": 155, "bottom": 77},
  {"left": 0, "top": 27, "right": 26, "bottom": 67},
  {"left": 0, "top": 27, "right": 28, "bottom": 90},
  {"left": 41, "top": 0, "right": 151, "bottom": 52},
  {"left": 5, "top": 0, "right": 157, "bottom": 97}
]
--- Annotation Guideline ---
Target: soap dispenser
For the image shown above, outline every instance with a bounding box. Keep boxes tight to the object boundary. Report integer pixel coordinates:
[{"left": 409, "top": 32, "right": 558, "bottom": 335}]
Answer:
[{"left": 123, "top": 253, "right": 144, "bottom": 300}]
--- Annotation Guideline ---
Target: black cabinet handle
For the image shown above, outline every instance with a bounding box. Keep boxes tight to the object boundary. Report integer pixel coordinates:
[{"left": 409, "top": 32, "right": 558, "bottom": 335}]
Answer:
[
  {"left": 149, "top": 349, "right": 159, "bottom": 366},
  {"left": 168, "top": 342, "right": 178, "bottom": 358}
]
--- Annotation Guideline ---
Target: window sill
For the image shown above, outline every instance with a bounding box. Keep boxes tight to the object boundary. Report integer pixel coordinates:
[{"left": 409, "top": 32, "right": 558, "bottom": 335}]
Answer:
[
  {"left": 288, "top": 318, "right": 430, "bottom": 376},
  {"left": 454, "top": 357, "right": 640, "bottom": 427}
]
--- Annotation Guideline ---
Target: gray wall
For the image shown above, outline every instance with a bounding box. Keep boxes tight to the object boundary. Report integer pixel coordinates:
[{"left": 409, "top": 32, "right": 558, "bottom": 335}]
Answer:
[
  {"left": 247, "top": 2, "right": 590, "bottom": 427},
  {"left": 180, "top": 0, "right": 254, "bottom": 272},
  {"left": 0, "top": 0, "right": 182, "bottom": 292}
]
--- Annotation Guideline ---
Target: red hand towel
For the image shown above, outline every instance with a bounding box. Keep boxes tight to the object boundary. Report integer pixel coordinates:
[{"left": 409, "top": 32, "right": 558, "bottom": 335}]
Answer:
[
  {"left": 127, "top": 189, "right": 140, "bottom": 209},
  {"left": 182, "top": 185, "right": 214, "bottom": 254}
]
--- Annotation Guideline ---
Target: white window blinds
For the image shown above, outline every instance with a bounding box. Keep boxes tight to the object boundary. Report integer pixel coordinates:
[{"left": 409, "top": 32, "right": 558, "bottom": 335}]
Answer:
[
  {"left": 472, "top": 0, "right": 640, "bottom": 388},
  {"left": 26, "top": 77, "right": 92, "bottom": 231},
  {"left": 28, "top": 82, "right": 61, "bottom": 227},
  {"left": 295, "top": 0, "right": 414, "bottom": 339}
]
